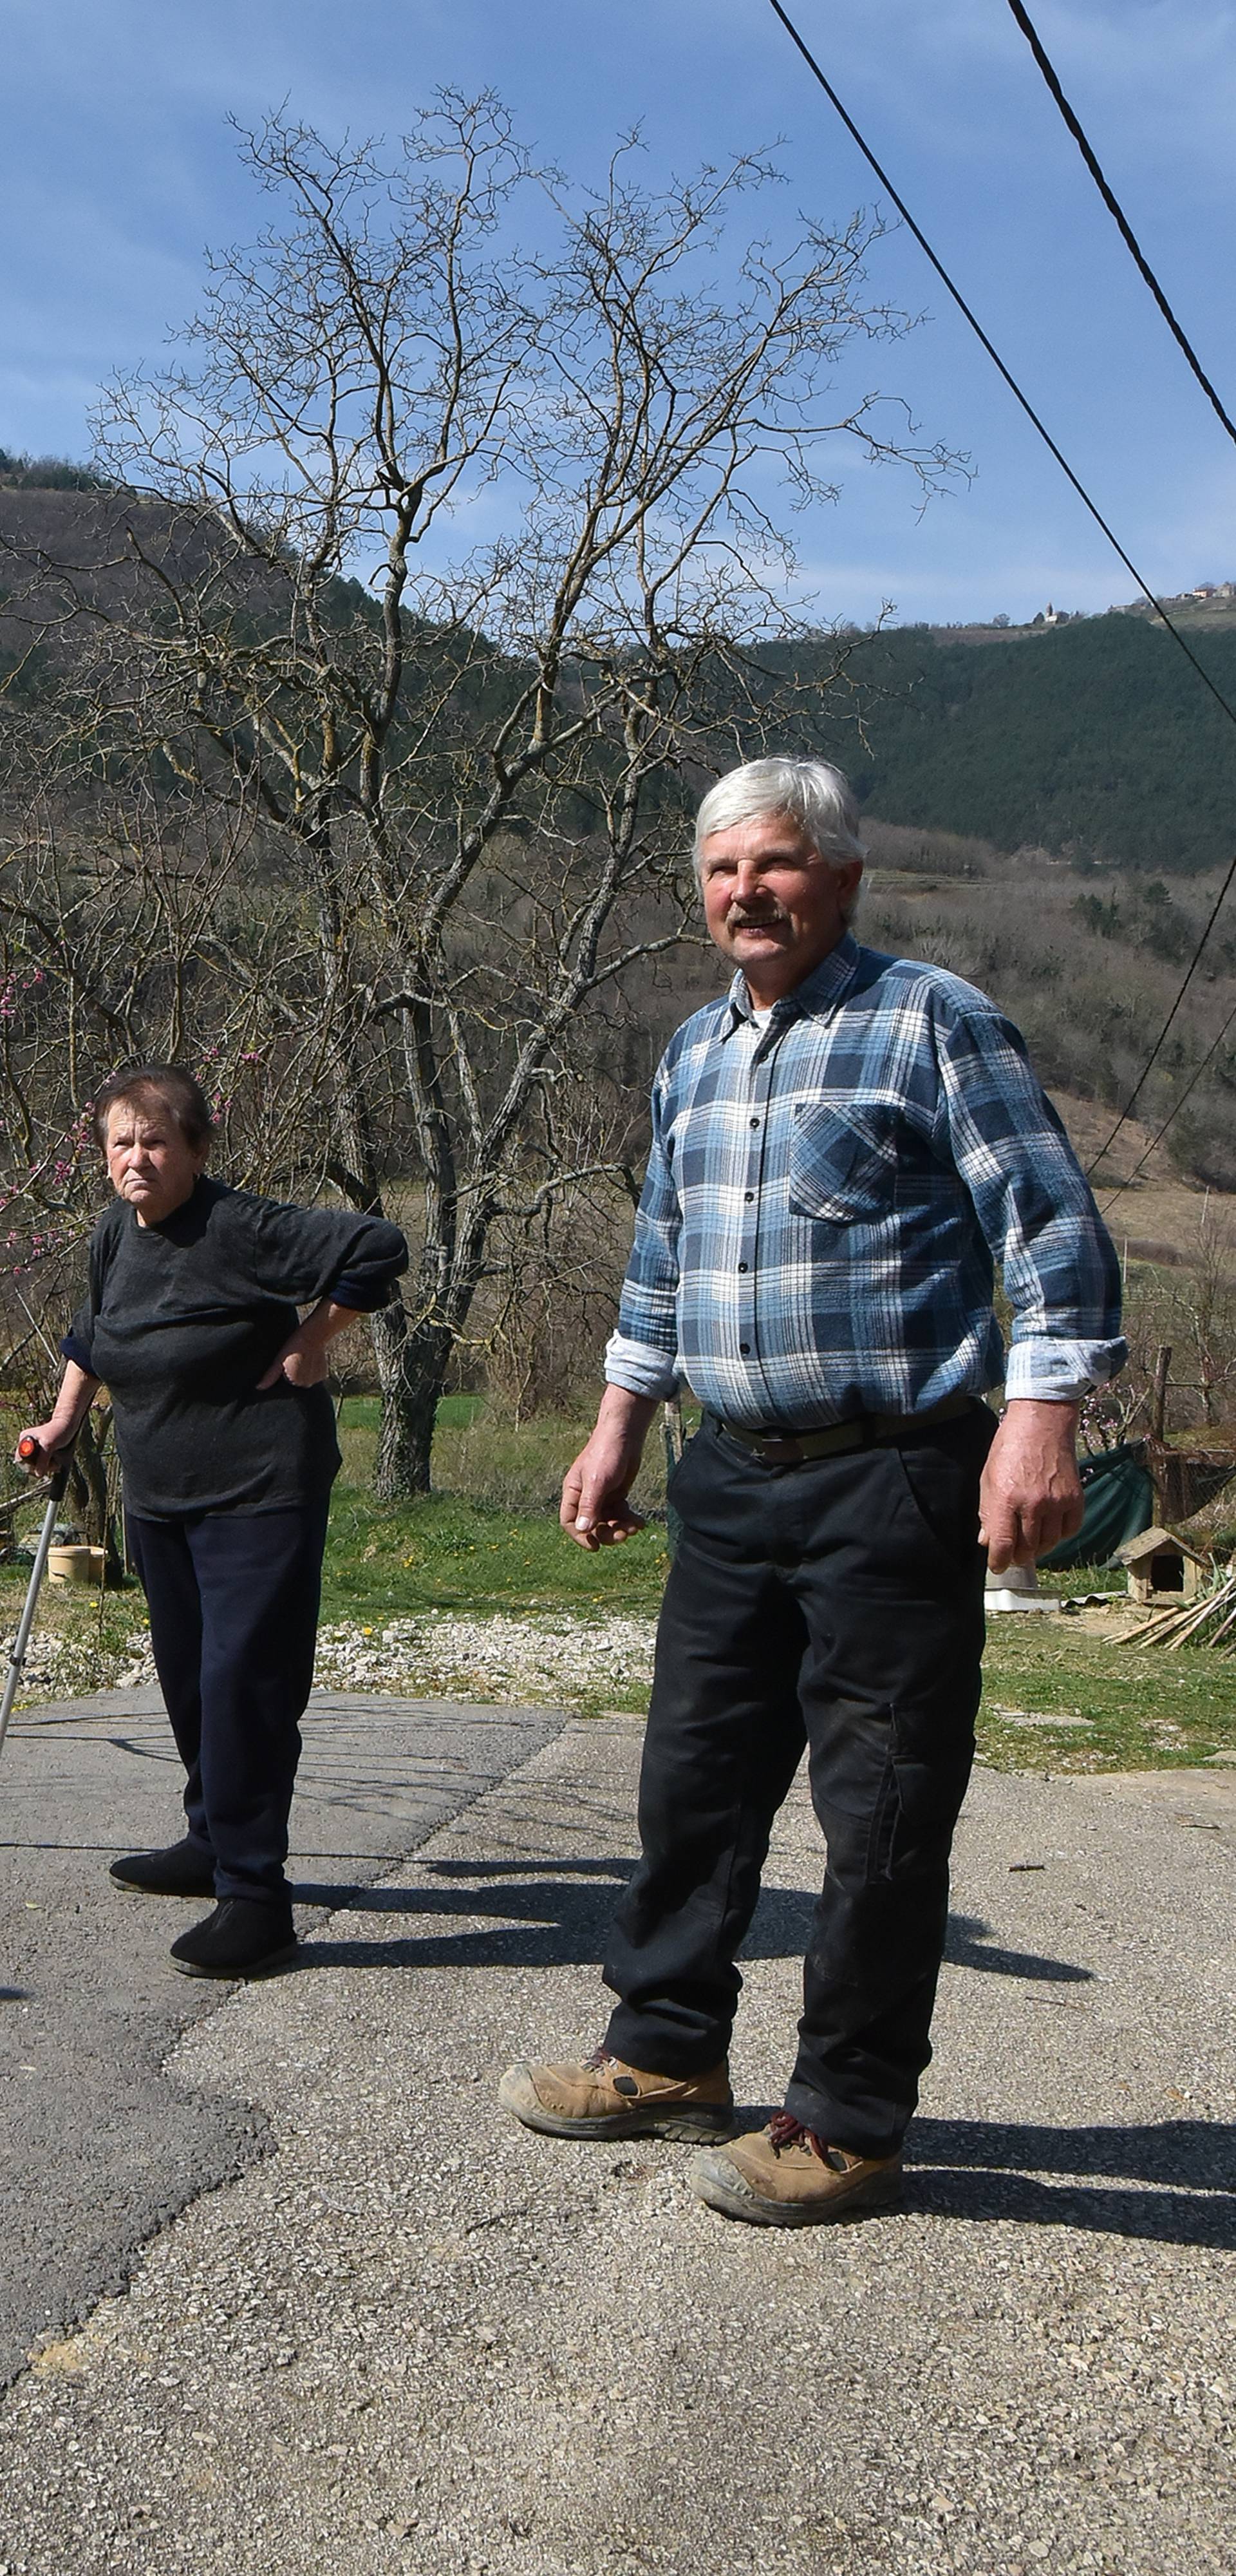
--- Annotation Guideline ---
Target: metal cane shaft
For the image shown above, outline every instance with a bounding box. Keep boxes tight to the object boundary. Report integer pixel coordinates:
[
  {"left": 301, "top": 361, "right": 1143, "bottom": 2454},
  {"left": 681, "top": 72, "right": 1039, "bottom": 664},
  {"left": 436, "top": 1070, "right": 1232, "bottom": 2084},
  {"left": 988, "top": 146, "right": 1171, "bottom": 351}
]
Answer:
[
  {"left": 0, "top": 1493, "right": 62, "bottom": 1757},
  {"left": 0, "top": 1447, "right": 76, "bottom": 1763}
]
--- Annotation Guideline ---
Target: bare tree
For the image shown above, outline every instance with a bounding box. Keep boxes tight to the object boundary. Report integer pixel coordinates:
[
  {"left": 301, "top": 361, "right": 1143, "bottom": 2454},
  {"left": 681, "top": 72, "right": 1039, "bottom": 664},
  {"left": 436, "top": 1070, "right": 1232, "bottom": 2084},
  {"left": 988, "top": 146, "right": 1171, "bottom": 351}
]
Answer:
[{"left": 3, "top": 98, "right": 955, "bottom": 1492}]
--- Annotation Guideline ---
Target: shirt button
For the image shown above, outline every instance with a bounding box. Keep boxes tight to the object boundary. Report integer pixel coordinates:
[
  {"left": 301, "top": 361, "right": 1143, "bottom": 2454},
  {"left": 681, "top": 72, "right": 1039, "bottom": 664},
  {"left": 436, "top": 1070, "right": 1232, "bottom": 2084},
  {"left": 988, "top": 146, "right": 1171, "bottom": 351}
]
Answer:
[
  {"left": 744, "top": 1191, "right": 754, "bottom": 1202},
  {"left": 739, "top": 1342, "right": 751, "bottom": 1355},
  {"left": 749, "top": 1116, "right": 760, "bottom": 1128},
  {"left": 737, "top": 1262, "right": 748, "bottom": 1273}
]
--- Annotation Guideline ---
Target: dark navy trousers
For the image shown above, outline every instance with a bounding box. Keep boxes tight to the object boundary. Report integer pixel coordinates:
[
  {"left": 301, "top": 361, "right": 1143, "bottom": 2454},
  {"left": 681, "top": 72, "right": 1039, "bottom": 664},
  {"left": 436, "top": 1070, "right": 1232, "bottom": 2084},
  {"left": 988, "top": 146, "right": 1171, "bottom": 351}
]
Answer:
[
  {"left": 603, "top": 1406, "right": 994, "bottom": 2159},
  {"left": 126, "top": 1501, "right": 330, "bottom": 1902}
]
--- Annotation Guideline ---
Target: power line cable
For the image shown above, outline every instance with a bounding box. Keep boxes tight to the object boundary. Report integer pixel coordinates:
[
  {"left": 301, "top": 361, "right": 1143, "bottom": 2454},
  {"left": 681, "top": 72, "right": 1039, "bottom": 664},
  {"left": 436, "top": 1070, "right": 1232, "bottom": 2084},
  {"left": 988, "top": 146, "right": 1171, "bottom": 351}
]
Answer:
[
  {"left": 761, "top": 0, "right": 1233, "bottom": 701},
  {"left": 996, "top": 0, "right": 1236, "bottom": 1178},
  {"left": 762, "top": 0, "right": 1236, "bottom": 1176},
  {"left": 1099, "top": 984, "right": 1236, "bottom": 1218},
  {"left": 1003, "top": 0, "right": 1236, "bottom": 457},
  {"left": 1086, "top": 859, "right": 1236, "bottom": 1180}
]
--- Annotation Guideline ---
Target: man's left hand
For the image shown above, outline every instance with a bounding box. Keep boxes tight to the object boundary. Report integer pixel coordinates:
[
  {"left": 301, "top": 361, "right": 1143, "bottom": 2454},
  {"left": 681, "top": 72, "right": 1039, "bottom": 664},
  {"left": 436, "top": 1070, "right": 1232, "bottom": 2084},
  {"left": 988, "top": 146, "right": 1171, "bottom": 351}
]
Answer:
[{"left": 979, "top": 1398, "right": 1083, "bottom": 1573}]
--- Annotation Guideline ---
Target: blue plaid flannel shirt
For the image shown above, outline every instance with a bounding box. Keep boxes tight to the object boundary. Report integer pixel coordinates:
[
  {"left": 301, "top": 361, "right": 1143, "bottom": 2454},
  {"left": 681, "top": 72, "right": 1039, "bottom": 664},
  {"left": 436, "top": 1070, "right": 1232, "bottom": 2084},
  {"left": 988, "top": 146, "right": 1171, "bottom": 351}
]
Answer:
[{"left": 606, "top": 934, "right": 1125, "bottom": 1425}]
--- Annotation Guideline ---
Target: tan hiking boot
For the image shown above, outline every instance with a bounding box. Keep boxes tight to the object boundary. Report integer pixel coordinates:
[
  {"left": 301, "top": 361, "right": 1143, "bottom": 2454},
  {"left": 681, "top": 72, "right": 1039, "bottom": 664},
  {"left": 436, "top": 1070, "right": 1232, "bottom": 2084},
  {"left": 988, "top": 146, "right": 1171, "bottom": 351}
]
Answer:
[
  {"left": 498, "top": 2047, "right": 734, "bottom": 2141},
  {"left": 691, "top": 2114, "right": 903, "bottom": 2226}
]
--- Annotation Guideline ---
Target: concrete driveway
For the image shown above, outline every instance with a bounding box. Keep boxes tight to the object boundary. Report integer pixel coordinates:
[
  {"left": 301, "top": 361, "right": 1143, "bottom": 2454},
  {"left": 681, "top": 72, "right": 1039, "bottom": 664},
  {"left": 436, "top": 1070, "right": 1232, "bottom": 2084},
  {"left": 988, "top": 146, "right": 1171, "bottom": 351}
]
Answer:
[
  {"left": 0, "top": 1707, "right": 1233, "bottom": 2574},
  {"left": 0, "top": 1685, "right": 565, "bottom": 2389}
]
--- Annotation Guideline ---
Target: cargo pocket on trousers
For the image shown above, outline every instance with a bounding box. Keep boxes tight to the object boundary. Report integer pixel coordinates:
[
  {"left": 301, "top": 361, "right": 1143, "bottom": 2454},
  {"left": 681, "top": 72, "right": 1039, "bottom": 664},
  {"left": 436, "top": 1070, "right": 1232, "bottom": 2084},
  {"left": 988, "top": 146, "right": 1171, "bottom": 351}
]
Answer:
[{"left": 865, "top": 1741, "right": 901, "bottom": 1882}]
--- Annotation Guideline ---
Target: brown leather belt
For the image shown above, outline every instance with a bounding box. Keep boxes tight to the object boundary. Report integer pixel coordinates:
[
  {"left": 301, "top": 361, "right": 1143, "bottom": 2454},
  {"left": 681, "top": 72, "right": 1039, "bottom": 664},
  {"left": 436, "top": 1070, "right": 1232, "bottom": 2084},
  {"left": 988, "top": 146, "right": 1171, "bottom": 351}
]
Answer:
[{"left": 706, "top": 1390, "right": 976, "bottom": 1468}]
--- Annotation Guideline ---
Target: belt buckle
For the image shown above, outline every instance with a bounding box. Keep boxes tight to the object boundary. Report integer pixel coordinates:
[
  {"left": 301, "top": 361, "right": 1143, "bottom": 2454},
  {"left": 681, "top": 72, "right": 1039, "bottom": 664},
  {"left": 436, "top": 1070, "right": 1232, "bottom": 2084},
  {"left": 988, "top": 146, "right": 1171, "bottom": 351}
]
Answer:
[{"left": 752, "top": 1432, "right": 803, "bottom": 1466}]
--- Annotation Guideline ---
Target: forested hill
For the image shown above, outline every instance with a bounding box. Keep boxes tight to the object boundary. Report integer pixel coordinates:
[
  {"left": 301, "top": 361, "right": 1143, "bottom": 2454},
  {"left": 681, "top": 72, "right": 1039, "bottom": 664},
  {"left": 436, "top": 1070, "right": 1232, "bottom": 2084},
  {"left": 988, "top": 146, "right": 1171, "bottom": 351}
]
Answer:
[
  {"left": 3, "top": 457, "right": 1235, "bottom": 873},
  {"left": 798, "top": 616, "right": 1236, "bottom": 873}
]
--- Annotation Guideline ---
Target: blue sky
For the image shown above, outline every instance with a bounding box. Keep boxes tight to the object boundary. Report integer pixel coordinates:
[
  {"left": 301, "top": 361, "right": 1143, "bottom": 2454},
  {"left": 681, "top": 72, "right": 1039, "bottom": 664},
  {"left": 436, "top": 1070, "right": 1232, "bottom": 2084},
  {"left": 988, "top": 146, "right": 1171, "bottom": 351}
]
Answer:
[{"left": 5, "top": 0, "right": 1235, "bottom": 625}]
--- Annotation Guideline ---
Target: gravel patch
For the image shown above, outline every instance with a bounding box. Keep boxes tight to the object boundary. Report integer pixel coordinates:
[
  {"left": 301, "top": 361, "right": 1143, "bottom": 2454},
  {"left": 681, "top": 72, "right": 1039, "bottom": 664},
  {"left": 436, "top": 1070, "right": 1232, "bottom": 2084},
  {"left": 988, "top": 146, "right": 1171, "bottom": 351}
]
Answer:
[
  {"left": 314, "top": 1613, "right": 657, "bottom": 1707},
  {"left": 0, "top": 1625, "right": 154, "bottom": 1701},
  {"left": 5, "top": 1611, "right": 657, "bottom": 1712}
]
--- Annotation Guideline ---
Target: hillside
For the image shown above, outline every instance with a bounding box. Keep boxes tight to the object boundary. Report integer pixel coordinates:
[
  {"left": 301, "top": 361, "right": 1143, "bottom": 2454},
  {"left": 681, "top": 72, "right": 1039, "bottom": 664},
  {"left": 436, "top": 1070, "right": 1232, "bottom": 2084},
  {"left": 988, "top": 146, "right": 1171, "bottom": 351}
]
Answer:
[
  {"left": 5, "top": 459, "right": 1236, "bottom": 876},
  {"left": 5, "top": 457, "right": 1236, "bottom": 1199},
  {"left": 796, "top": 613, "right": 1236, "bottom": 871}
]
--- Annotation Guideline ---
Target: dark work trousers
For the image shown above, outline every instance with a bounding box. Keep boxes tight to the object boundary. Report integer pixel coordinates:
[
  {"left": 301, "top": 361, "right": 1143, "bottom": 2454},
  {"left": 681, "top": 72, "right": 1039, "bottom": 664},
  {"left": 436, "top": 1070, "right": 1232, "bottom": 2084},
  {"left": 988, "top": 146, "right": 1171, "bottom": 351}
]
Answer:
[
  {"left": 126, "top": 1501, "right": 330, "bottom": 1904},
  {"left": 603, "top": 1404, "right": 995, "bottom": 2159}
]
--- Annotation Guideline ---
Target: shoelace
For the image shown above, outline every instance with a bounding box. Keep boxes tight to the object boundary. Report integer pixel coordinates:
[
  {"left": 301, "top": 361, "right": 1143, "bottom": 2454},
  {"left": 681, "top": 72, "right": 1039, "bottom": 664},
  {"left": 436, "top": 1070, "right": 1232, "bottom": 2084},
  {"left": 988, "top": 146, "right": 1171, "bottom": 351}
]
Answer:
[{"left": 767, "top": 2113, "right": 853, "bottom": 2172}]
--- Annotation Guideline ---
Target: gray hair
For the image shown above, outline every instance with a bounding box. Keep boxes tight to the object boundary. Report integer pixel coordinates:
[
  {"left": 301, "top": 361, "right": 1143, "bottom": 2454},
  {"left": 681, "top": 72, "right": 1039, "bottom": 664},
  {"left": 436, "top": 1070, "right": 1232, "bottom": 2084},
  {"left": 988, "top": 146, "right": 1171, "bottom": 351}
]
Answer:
[{"left": 694, "top": 757, "right": 866, "bottom": 880}]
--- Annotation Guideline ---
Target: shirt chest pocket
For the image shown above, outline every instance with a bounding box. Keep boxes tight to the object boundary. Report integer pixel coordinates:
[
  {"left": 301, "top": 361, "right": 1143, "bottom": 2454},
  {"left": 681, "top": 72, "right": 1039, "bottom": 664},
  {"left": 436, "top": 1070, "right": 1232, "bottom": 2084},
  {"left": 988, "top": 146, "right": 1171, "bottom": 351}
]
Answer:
[{"left": 788, "top": 1102, "right": 901, "bottom": 1224}]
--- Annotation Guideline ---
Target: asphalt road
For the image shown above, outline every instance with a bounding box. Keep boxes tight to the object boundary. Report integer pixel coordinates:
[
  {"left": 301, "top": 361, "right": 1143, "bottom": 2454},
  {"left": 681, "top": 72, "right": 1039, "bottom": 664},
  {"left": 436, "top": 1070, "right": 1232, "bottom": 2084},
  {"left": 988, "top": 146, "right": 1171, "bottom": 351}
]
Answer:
[
  {"left": 0, "top": 1685, "right": 565, "bottom": 2388},
  {"left": 1, "top": 1711, "right": 1233, "bottom": 2572}
]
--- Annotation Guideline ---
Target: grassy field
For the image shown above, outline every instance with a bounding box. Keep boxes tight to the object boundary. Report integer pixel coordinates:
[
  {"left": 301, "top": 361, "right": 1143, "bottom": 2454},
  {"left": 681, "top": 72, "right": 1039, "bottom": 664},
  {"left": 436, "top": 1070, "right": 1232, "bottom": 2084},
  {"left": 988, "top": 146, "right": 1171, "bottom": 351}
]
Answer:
[
  {"left": 328, "top": 1403, "right": 1236, "bottom": 1770},
  {"left": 1, "top": 1394, "right": 1233, "bottom": 1770}
]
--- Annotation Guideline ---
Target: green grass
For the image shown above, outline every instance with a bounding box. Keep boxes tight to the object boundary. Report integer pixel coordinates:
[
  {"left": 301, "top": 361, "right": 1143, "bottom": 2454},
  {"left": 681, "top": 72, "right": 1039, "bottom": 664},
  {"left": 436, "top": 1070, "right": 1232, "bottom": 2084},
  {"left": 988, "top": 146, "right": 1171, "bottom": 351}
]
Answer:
[
  {"left": 325, "top": 1397, "right": 673, "bottom": 1619},
  {"left": 324, "top": 1406, "right": 1236, "bottom": 1769},
  {"left": 321, "top": 1485, "right": 672, "bottom": 1622},
  {"left": 980, "top": 1614, "right": 1236, "bottom": 1772},
  {"left": 3, "top": 1390, "right": 1234, "bottom": 1767}
]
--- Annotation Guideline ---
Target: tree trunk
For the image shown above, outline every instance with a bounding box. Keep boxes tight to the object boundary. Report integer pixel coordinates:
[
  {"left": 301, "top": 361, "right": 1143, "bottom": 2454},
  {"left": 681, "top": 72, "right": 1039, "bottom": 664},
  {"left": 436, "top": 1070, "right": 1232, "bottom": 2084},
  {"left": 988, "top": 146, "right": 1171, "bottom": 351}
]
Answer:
[
  {"left": 67, "top": 1406, "right": 124, "bottom": 1583},
  {"left": 369, "top": 1300, "right": 456, "bottom": 1499}
]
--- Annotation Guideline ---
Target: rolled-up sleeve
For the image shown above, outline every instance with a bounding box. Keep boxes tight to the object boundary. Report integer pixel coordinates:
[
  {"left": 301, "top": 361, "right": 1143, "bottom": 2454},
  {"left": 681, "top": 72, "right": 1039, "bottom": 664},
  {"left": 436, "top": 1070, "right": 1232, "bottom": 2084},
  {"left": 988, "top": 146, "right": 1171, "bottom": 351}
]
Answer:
[
  {"left": 253, "top": 1203, "right": 408, "bottom": 1311},
  {"left": 61, "top": 1320, "right": 96, "bottom": 1373},
  {"left": 933, "top": 1001, "right": 1125, "bottom": 1398},
  {"left": 604, "top": 1068, "right": 682, "bottom": 1403},
  {"left": 61, "top": 1229, "right": 104, "bottom": 1375}
]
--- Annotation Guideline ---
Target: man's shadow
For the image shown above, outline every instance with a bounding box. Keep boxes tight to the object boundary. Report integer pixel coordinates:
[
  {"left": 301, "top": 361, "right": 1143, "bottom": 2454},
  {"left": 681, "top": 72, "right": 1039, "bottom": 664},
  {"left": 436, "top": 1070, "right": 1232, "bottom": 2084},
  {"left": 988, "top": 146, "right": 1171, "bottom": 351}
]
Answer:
[
  {"left": 286, "top": 1857, "right": 1233, "bottom": 2248},
  {"left": 903, "top": 2118, "right": 1236, "bottom": 2249},
  {"left": 291, "top": 1866, "right": 1093, "bottom": 1990}
]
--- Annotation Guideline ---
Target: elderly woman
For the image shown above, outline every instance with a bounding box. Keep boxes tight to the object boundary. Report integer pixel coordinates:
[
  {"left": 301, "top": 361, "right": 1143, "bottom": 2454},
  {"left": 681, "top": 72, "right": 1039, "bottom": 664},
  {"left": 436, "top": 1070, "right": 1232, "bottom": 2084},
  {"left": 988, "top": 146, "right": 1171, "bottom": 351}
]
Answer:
[{"left": 21, "top": 1064, "right": 407, "bottom": 1979}]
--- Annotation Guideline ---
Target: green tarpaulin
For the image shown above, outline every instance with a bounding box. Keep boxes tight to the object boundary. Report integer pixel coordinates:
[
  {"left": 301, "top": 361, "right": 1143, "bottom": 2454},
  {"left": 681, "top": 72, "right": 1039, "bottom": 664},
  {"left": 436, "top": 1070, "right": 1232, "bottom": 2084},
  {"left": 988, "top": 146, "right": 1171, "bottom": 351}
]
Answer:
[{"left": 1038, "top": 1441, "right": 1155, "bottom": 1571}]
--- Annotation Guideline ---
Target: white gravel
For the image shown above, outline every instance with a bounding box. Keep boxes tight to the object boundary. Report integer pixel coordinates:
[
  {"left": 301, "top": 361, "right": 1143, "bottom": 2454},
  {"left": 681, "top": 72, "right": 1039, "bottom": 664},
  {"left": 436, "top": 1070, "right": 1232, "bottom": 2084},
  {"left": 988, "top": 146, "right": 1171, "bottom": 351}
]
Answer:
[
  {"left": 314, "top": 1613, "right": 657, "bottom": 1707},
  {"left": 1, "top": 1627, "right": 156, "bottom": 1701},
  {"left": 5, "top": 1613, "right": 657, "bottom": 1710}
]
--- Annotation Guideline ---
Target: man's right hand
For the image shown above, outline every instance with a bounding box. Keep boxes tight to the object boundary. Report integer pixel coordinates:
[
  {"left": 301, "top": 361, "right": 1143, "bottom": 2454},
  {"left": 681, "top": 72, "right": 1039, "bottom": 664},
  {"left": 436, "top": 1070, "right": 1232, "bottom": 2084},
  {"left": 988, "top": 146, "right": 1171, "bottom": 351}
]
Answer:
[{"left": 560, "top": 1389, "right": 658, "bottom": 1551}]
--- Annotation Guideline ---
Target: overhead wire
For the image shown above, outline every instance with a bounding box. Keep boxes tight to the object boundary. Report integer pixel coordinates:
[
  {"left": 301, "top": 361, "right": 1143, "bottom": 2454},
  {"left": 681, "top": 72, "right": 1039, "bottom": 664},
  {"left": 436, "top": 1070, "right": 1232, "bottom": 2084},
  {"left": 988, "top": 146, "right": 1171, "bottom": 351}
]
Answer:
[
  {"left": 1098, "top": 981, "right": 1236, "bottom": 1218},
  {"left": 998, "top": 0, "right": 1236, "bottom": 1180},
  {"left": 762, "top": 0, "right": 1236, "bottom": 1179},
  {"left": 1085, "top": 866, "right": 1236, "bottom": 1189},
  {"left": 1003, "top": 0, "right": 1236, "bottom": 459}
]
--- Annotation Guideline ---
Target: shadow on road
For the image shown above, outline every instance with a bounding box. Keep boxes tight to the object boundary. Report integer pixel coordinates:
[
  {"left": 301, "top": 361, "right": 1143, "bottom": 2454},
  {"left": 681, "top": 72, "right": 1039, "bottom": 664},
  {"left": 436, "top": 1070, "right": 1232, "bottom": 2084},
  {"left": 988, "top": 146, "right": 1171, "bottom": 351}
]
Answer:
[
  {"left": 291, "top": 1866, "right": 1095, "bottom": 1989},
  {"left": 283, "top": 1859, "right": 1236, "bottom": 2248},
  {"left": 905, "top": 2117, "right": 1236, "bottom": 2248},
  {"left": 946, "top": 1911, "right": 1094, "bottom": 1983}
]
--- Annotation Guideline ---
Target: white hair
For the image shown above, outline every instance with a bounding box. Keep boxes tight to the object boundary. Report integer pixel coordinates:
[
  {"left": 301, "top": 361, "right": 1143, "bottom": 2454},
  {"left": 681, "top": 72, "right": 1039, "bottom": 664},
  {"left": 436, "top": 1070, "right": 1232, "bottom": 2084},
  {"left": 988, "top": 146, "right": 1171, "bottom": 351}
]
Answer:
[{"left": 694, "top": 756, "right": 866, "bottom": 880}]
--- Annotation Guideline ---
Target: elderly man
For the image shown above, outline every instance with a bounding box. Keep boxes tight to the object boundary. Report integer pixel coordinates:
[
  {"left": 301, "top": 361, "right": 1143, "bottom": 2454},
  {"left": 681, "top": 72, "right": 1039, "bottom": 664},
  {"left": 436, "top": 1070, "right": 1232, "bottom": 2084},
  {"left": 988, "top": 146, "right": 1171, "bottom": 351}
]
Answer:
[{"left": 499, "top": 756, "right": 1123, "bottom": 2225}]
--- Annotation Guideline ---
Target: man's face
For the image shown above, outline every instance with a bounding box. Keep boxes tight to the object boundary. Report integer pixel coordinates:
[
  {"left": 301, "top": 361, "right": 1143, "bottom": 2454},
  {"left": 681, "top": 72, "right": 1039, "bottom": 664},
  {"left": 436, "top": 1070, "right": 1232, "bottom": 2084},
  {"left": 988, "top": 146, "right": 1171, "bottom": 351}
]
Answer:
[
  {"left": 104, "top": 1097, "right": 205, "bottom": 1227},
  {"left": 697, "top": 811, "right": 863, "bottom": 1004}
]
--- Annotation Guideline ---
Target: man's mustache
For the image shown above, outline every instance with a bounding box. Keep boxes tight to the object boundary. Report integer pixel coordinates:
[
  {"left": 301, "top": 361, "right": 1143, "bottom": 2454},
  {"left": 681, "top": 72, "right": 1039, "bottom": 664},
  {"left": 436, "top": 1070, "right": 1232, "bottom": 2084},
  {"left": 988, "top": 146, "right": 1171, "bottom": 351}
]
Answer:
[{"left": 727, "top": 904, "right": 787, "bottom": 927}]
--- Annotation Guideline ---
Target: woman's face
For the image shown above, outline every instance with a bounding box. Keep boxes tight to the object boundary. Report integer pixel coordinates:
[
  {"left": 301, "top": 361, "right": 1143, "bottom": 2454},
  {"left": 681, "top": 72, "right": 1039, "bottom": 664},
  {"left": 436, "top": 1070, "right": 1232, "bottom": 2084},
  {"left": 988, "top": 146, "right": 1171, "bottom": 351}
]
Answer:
[{"left": 104, "top": 1096, "right": 206, "bottom": 1227}]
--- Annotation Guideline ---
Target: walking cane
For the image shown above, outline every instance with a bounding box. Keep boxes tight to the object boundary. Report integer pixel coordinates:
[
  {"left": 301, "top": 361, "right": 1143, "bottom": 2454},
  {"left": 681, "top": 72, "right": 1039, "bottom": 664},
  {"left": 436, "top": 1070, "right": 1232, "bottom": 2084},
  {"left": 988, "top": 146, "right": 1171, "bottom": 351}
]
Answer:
[{"left": 0, "top": 1438, "right": 76, "bottom": 1768}]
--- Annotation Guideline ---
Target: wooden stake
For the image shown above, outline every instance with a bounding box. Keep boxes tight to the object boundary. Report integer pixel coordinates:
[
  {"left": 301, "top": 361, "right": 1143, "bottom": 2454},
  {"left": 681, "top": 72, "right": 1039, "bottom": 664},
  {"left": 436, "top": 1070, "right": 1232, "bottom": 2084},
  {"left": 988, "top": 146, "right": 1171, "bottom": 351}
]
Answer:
[{"left": 1151, "top": 1344, "right": 1172, "bottom": 1444}]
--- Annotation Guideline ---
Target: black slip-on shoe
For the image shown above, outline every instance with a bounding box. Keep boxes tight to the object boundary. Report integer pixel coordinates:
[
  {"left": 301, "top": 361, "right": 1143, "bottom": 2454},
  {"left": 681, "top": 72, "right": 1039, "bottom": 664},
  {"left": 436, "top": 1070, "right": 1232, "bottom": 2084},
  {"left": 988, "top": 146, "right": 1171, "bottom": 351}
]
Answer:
[
  {"left": 109, "top": 1838, "right": 217, "bottom": 1899},
  {"left": 169, "top": 1898, "right": 297, "bottom": 1980}
]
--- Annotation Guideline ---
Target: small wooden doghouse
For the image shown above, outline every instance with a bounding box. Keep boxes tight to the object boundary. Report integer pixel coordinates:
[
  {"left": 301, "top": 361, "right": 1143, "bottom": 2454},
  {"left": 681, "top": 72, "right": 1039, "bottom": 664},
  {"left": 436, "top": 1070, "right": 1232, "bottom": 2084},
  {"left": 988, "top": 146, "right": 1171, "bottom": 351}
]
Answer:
[{"left": 1112, "top": 1526, "right": 1208, "bottom": 1606}]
